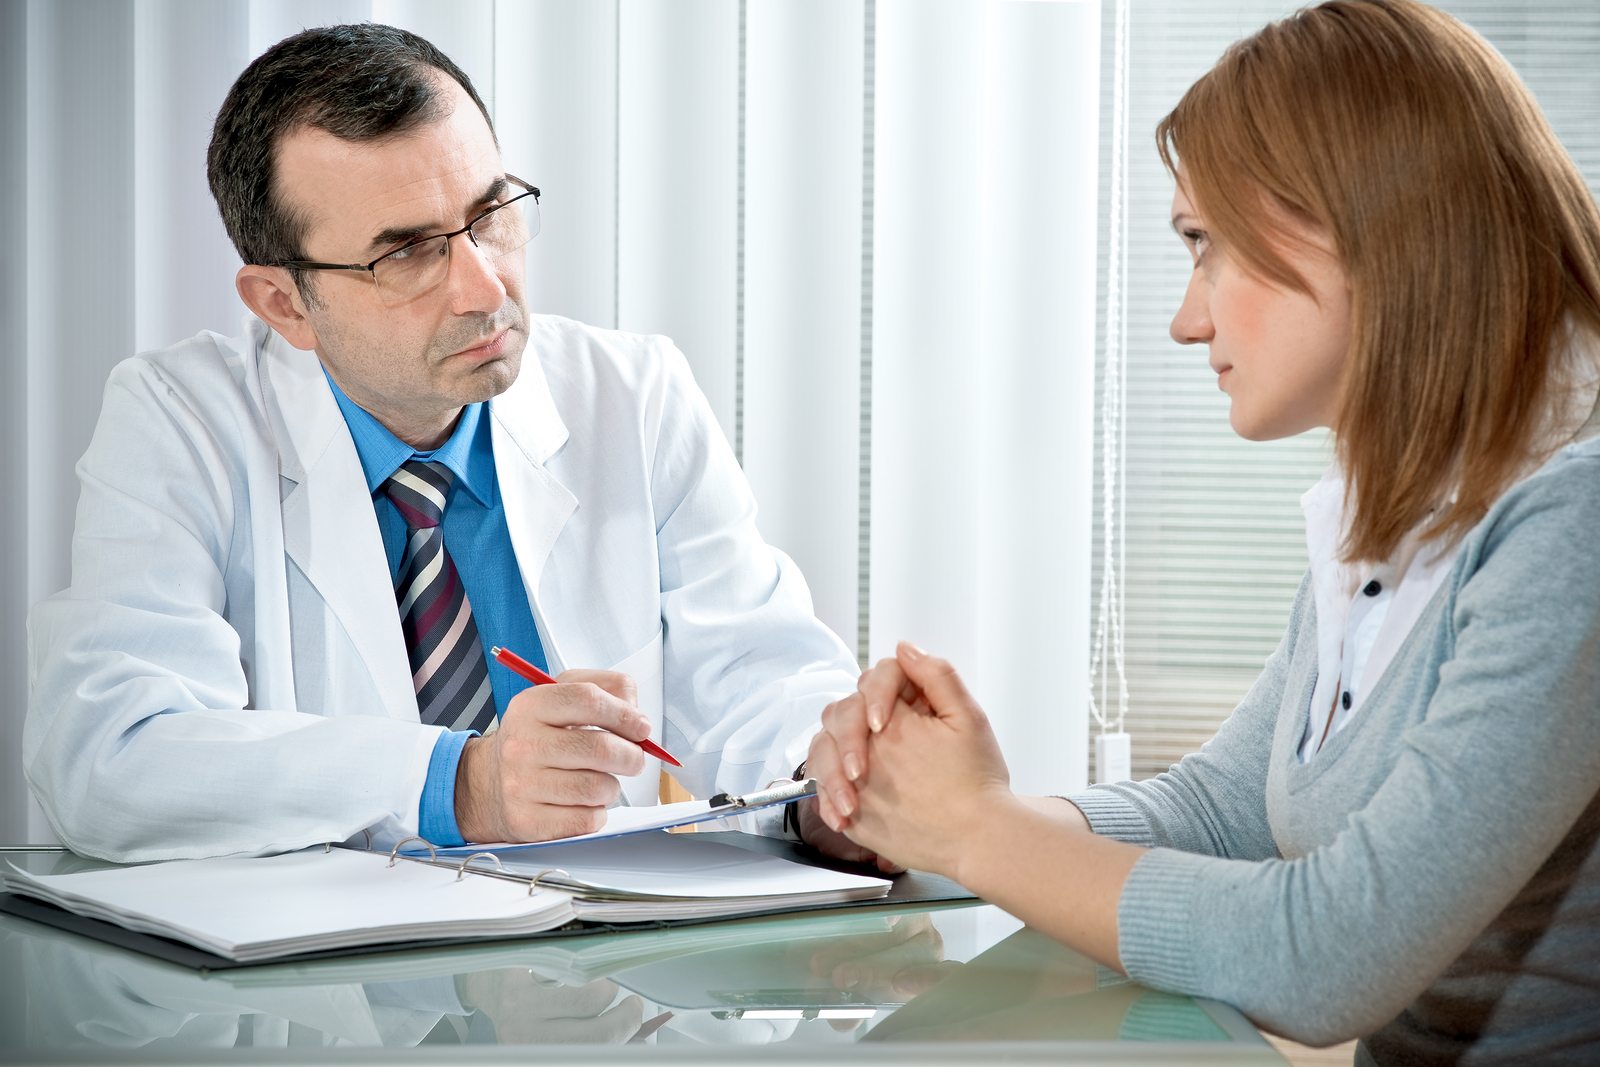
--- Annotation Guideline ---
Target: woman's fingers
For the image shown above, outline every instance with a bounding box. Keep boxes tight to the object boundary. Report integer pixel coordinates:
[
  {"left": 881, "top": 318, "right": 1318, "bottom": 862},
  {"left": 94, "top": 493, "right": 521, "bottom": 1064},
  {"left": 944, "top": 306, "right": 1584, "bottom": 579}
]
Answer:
[
  {"left": 806, "top": 726, "right": 857, "bottom": 830},
  {"left": 895, "top": 642, "right": 982, "bottom": 724},
  {"left": 820, "top": 692, "right": 872, "bottom": 784},
  {"left": 858, "top": 656, "right": 923, "bottom": 733}
]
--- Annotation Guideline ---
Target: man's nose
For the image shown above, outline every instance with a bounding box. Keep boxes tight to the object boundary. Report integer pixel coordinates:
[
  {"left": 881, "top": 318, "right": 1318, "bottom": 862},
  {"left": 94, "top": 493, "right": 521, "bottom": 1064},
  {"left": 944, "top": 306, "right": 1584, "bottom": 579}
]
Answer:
[{"left": 444, "top": 231, "right": 508, "bottom": 315}]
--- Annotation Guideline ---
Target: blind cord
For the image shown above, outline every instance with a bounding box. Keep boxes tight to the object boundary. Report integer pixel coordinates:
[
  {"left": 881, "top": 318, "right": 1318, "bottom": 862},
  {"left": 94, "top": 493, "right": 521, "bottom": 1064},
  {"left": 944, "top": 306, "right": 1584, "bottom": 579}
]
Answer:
[{"left": 1090, "top": 0, "right": 1131, "bottom": 737}]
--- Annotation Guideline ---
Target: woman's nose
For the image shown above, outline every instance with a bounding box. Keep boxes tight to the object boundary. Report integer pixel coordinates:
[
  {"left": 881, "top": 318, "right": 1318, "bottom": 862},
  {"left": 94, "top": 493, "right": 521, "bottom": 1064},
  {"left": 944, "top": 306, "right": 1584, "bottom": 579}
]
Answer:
[{"left": 1169, "top": 273, "right": 1214, "bottom": 346}]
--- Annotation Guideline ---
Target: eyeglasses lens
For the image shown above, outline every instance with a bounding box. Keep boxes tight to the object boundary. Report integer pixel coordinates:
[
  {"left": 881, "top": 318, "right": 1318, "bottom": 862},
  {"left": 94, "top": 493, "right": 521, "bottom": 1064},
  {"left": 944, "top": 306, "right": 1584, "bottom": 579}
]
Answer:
[{"left": 370, "top": 196, "right": 539, "bottom": 306}]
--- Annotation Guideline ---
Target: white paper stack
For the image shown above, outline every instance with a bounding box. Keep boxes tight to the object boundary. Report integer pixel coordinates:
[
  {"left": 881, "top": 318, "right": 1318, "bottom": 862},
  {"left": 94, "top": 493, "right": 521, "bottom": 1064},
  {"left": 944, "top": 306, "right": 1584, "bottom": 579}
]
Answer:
[{"left": 484, "top": 832, "right": 893, "bottom": 922}]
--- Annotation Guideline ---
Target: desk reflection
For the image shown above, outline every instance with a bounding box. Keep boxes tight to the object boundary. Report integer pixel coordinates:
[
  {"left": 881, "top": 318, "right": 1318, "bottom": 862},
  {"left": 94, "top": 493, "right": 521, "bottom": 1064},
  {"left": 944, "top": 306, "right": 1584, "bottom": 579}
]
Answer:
[
  {"left": 0, "top": 905, "right": 951, "bottom": 1052},
  {"left": 0, "top": 902, "right": 1242, "bottom": 1055}
]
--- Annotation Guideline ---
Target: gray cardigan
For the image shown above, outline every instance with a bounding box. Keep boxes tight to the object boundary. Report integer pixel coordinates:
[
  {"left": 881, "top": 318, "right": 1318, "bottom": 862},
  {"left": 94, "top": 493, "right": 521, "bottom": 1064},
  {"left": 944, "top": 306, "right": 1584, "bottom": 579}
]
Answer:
[{"left": 1070, "top": 436, "right": 1600, "bottom": 1064}]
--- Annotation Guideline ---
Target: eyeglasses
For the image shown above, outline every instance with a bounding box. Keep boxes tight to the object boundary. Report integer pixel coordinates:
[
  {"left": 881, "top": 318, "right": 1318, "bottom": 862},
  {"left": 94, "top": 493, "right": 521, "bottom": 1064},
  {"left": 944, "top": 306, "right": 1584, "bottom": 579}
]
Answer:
[{"left": 280, "top": 175, "right": 540, "bottom": 306}]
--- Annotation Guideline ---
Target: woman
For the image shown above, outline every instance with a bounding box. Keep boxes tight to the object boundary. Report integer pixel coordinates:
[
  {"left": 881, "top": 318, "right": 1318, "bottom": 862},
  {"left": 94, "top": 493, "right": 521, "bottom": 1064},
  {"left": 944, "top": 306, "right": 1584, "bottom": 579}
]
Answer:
[{"left": 805, "top": 1, "right": 1600, "bottom": 1061}]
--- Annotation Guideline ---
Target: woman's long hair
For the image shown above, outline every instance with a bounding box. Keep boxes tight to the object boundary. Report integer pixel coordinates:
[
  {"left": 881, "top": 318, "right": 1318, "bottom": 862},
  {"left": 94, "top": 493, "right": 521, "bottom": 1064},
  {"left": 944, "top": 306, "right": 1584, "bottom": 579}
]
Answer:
[{"left": 1157, "top": 0, "right": 1600, "bottom": 562}]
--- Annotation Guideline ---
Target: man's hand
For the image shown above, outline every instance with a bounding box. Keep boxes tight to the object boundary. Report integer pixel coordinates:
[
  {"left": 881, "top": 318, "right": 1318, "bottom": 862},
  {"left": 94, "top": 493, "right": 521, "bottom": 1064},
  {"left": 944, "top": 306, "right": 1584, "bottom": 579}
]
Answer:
[
  {"left": 455, "top": 670, "right": 650, "bottom": 843},
  {"left": 793, "top": 796, "right": 905, "bottom": 874},
  {"left": 455, "top": 969, "right": 645, "bottom": 1044},
  {"left": 803, "top": 913, "right": 957, "bottom": 1002}
]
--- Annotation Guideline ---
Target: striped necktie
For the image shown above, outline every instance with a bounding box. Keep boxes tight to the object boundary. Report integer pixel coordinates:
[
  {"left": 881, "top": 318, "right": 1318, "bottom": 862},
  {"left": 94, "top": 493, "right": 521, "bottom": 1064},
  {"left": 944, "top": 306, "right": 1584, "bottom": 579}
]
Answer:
[{"left": 383, "top": 460, "right": 496, "bottom": 734}]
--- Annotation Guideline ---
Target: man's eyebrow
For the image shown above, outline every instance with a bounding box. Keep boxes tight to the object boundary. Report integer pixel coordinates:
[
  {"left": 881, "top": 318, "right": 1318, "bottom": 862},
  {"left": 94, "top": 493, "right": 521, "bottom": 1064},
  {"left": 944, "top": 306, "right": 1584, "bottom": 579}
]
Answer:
[{"left": 364, "top": 175, "right": 512, "bottom": 255}]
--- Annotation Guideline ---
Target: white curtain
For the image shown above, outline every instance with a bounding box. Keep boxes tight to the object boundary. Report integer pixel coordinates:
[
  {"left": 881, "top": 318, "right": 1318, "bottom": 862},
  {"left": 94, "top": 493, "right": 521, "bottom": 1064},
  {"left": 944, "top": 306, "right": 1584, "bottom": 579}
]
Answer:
[{"left": 1, "top": 0, "right": 1099, "bottom": 844}]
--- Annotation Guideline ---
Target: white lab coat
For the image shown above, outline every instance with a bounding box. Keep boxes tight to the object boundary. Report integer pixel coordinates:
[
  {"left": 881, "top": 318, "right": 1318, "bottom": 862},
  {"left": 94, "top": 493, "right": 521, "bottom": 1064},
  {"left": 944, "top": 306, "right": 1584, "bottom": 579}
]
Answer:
[{"left": 25, "top": 315, "right": 856, "bottom": 861}]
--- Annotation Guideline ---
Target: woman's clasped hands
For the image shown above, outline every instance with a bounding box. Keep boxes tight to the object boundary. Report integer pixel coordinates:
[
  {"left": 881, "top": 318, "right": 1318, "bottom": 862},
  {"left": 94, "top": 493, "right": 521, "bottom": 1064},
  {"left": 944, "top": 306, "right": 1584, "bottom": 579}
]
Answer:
[{"left": 806, "top": 642, "right": 1023, "bottom": 883}]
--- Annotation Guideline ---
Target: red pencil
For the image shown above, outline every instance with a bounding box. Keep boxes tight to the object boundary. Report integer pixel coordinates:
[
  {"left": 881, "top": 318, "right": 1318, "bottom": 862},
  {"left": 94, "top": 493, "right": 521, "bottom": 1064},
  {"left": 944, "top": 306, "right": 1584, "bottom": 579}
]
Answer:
[{"left": 489, "top": 645, "right": 683, "bottom": 768}]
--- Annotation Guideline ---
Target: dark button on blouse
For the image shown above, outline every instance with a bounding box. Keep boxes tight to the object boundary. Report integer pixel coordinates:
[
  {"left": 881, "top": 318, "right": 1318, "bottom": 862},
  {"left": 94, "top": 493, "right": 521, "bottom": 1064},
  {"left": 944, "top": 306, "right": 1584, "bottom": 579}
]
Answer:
[
  {"left": 1363, "top": 580, "right": 1382, "bottom": 597},
  {"left": 1342, "top": 690, "right": 1353, "bottom": 710}
]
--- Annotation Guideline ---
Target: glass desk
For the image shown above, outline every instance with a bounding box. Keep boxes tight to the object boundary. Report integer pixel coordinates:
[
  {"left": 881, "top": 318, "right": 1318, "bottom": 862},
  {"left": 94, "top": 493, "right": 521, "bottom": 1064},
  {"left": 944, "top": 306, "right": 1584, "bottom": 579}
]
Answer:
[{"left": 0, "top": 845, "right": 1283, "bottom": 1065}]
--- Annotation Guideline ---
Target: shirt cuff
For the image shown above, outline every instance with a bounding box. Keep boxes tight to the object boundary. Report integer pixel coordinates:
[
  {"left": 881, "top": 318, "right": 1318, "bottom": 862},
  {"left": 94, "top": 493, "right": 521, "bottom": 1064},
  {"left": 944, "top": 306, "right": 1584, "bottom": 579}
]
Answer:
[
  {"left": 1116, "top": 848, "right": 1208, "bottom": 994},
  {"left": 419, "top": 730, "right": 475, "bottom": 847},
  {"left": 1062, "top": 787, "right": 1158, "bottom": 847}
]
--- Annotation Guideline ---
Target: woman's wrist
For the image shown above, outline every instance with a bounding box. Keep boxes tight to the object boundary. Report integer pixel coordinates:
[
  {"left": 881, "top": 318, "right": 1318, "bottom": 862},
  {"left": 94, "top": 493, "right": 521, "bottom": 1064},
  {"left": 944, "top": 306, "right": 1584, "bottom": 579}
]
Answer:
[
  {"left": 948, "top": 789, "right": 1032, "bottom": 891},
  {"left": 1019, "top": 793, "right": 1093, "bottom": 834}
]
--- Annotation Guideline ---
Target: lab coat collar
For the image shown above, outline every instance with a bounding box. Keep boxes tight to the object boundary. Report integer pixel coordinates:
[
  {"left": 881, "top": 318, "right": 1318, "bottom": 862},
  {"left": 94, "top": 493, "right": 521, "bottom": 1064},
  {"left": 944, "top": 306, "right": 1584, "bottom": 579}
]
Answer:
[
  {"left": 485, "top": 337, "right": 579, "bottom": 671},
  {"left": 489, "top": 334, "right": 569, "bottom": 465},
  {"left": 259, "top": 324, "right": 417, "bottom": 721}
]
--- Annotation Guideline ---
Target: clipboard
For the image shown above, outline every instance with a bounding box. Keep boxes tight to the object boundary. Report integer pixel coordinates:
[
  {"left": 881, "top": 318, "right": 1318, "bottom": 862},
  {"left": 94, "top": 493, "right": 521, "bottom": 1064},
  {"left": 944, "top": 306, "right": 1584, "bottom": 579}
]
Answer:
[{"left": 419, "top": 779, "right": 820, "bottom": 857}]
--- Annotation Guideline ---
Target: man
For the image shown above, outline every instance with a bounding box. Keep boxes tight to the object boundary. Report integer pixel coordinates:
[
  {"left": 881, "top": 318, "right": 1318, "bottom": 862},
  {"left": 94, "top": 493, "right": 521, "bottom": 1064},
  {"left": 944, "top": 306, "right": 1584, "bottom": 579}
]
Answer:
[{"left": 25, "top": 24, "right": 864, "bottom": 864}]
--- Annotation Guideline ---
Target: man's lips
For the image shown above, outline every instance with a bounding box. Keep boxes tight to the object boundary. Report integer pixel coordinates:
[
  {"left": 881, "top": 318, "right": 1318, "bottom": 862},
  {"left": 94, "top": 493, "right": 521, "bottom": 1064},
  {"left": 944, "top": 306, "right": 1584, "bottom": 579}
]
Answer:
[{"left": 451, "top": 328, "right": 511, "bottom": 359}]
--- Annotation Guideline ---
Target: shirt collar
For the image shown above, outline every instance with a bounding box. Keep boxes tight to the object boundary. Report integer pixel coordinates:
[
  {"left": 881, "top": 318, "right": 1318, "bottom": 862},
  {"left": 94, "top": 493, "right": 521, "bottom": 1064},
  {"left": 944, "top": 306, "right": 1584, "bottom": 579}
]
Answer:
[
  {"left": 323, "top": 368, "right": 495, "bottom": 508},
  {"left": 1300, "top": 464, "right": 1350, "bottom": 581},
  {"left": 1301, "top": 462, "right": 1449, "bottom": 592}
]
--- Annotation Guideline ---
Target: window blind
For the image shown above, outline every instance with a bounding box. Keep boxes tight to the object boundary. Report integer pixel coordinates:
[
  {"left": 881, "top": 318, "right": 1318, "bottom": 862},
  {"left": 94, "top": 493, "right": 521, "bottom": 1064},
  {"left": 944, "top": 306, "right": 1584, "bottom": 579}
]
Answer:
[{"left": 1091, "top": 0, "right": 1600, "bottom": 781}]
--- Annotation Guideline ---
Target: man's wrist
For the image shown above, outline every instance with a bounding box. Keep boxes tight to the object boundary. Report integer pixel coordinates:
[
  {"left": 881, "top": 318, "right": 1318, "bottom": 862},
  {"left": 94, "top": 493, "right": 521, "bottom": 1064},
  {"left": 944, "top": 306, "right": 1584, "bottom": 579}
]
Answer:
[{"left": 454, "top": 736, "right": 497, "bottom": 843}]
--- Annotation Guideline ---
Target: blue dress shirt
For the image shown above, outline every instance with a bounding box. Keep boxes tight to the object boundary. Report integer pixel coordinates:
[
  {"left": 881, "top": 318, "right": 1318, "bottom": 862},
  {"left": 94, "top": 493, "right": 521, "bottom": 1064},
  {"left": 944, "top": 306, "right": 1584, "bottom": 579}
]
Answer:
[{"left": 326, "top": 373, "right": 550, "bottom": 846}]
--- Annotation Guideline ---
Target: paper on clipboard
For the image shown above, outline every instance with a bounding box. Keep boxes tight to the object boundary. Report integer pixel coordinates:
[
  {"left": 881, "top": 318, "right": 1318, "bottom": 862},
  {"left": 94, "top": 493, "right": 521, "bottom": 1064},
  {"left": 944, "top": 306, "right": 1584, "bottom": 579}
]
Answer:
[{"left": 422, "top": 778, "right": 818, "bottom": 856}]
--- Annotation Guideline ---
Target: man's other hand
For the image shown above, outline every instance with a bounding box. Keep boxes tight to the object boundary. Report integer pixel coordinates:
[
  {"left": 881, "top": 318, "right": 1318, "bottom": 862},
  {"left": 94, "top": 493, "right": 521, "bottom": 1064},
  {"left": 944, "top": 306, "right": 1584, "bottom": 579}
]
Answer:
[{"left": 795, "top": 796, "right": 906, "bottom": 874}]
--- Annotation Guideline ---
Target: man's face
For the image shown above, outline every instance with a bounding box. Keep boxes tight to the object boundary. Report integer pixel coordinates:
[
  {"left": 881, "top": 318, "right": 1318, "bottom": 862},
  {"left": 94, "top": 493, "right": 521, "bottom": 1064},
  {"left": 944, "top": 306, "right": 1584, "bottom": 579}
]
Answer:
[{"left": 273, "top": 76, "right": 528, "bottom": 449}]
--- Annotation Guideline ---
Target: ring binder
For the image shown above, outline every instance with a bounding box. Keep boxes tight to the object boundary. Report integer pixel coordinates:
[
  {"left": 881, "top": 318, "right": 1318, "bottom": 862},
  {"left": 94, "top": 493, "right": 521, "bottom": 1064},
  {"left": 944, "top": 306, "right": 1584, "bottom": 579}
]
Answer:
[
  {"left": 0, "top": 833, "right": 911, "bottom": 967},
  {"left": 526, "top": 868, "right": 574, "bottom": 896},
  {"left": 388, "top": 837, "right": 438, "bottom": 867},
  {"left": 455, "top": 852, "right": 505, "bottom": 881},
  {"left": 395, "top": 848, "right": 584, "bottom": 895}
]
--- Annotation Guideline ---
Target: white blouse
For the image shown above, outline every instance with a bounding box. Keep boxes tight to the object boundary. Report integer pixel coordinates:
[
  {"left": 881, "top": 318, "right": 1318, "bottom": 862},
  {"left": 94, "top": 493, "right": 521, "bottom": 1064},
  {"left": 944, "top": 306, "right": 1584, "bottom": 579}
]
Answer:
[
  {"left": 1297, "top": 332, "right": 1600, "bottom": 763},
  {"left": 1297, "top": 473, "right": 1461, "bottom": 762}
]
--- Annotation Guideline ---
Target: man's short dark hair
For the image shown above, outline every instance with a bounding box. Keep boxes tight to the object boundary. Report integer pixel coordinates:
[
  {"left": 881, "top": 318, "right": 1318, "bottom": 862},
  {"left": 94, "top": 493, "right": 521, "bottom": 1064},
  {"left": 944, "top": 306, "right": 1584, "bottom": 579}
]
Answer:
[{"left": 207, "top": 23, "right": 496, "bottom": 296}]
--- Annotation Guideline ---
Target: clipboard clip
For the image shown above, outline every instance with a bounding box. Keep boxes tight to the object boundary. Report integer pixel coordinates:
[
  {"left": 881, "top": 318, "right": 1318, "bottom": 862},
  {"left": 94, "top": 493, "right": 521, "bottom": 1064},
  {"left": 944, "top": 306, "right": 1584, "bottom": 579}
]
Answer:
[{"left": 707, "top": 777, "right": 818, "bottom": 811}]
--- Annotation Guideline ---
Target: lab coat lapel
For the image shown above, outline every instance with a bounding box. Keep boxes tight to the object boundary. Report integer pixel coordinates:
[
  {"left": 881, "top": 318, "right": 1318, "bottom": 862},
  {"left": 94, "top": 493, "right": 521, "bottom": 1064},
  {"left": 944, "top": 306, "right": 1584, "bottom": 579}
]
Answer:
[
  {"left": 263, "top": 332, "right": 417, "bottom": 721},
  {"left": 488, "top": 351, "right": 578, "bottom": 671}
]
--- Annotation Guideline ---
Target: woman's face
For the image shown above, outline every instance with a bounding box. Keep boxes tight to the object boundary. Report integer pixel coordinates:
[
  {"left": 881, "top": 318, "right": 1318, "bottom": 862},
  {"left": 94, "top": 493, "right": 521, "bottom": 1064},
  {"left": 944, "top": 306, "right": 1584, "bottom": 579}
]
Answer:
[{"left": 1168, "top": 181, "right": 1353, "bottom": 441}]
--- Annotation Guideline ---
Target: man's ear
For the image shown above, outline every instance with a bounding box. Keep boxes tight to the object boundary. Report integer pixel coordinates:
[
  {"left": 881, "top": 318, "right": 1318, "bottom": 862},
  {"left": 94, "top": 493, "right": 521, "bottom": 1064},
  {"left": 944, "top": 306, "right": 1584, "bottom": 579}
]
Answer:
[{"left": 236, "top": 265, "right": 319, "bottom": 351}]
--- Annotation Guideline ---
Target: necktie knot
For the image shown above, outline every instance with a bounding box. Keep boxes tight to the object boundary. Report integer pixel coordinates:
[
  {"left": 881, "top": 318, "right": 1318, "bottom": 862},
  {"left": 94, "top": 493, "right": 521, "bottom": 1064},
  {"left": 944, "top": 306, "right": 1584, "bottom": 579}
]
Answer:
[{"left": 384, "top": 459, "right": 453, "bottom": 531}]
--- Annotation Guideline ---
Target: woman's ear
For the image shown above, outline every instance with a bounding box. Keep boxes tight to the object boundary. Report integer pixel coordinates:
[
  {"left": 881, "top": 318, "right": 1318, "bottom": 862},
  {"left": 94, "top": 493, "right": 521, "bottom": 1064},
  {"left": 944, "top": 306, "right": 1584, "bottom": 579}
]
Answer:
[{"left": 235, "top": 265, "right": 319, "bottom": 351}]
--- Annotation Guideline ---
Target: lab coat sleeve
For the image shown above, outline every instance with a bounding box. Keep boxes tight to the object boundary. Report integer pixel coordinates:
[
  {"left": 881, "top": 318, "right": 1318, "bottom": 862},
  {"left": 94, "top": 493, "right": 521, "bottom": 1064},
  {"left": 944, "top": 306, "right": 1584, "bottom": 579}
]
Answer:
[
  {"left": 25, "top": 356, "right": 440, "bottom": 862},
  {"left": 642, "top": 339, "right": 859, "bottom": 807}
]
